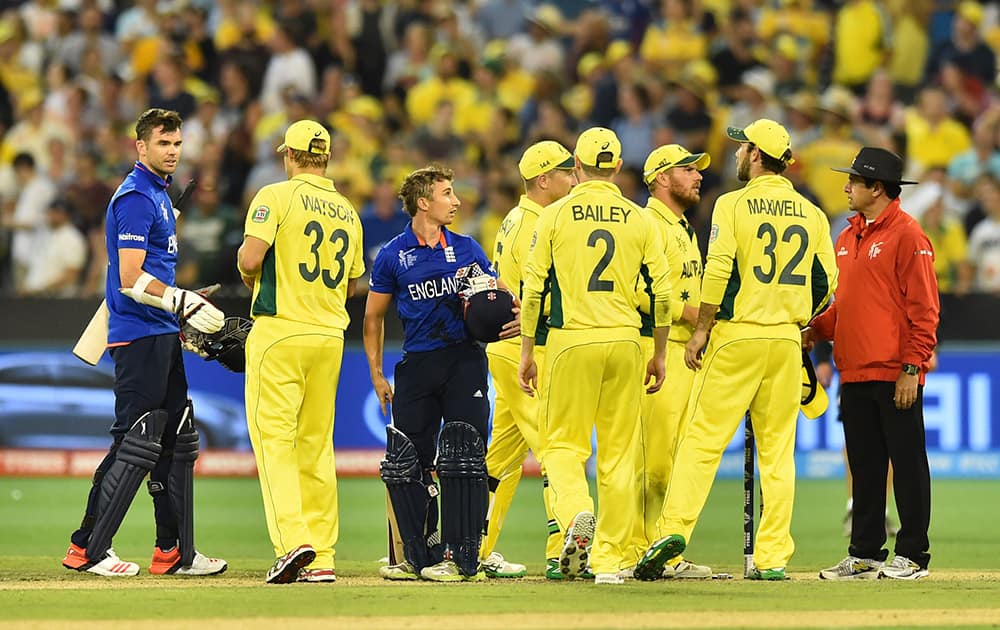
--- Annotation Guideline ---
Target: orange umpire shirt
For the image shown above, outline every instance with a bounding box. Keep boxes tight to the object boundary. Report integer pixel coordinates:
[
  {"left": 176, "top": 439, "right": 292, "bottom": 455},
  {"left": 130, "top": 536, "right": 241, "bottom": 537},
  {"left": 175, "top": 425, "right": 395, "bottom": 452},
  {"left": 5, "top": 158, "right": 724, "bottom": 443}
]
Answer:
[{"left": 811, "top": 199, "right": 939, "bottom": 385}]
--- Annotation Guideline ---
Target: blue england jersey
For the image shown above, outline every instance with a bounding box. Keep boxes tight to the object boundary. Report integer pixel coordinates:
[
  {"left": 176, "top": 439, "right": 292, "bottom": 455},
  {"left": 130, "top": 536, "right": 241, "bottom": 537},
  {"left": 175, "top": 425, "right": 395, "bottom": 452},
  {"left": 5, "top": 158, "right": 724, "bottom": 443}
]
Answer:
[
  {"left": 105, "top": 162, "right": 179, "bottom": 344},
  {"left": 370, "top": 223, "right": 495, "bottom": 353}
]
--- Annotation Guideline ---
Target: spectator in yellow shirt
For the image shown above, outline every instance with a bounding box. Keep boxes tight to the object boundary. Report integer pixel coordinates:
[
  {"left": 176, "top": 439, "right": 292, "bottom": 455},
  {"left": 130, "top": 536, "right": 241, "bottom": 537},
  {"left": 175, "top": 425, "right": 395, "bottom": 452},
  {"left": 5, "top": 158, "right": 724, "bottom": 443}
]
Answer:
[{"left": 905, "top": 86, "right": 972, "bottom": 176}]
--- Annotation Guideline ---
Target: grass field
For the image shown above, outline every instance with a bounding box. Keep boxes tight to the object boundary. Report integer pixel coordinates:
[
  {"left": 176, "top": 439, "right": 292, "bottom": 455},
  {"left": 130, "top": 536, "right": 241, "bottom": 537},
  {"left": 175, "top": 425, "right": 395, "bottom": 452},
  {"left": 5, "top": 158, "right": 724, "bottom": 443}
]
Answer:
[{"left": 1, "top": 475, "right": 999, "bottom": 629}]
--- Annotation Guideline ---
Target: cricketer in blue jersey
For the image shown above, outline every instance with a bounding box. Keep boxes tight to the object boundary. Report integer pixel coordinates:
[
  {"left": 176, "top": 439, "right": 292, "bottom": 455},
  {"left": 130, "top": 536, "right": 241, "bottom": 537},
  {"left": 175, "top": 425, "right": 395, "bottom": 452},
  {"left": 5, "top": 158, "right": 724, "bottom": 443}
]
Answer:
[
  {"left": 364, "top": 165, "right": 520, "bottom": 583},
  {"left": 63, "top": 109, "right": 227, "bottom": 579}
]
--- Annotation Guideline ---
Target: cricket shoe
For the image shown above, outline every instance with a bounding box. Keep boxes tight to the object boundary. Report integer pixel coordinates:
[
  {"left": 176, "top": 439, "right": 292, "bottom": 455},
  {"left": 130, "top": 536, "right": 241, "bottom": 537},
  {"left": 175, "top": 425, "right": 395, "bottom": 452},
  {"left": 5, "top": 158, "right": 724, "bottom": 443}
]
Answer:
[
  {"left": 62, "top": 544, "right": 139, "bottom": 577},
  {"left": 819, "top": 555, "right": 883, "bottom": 580},
  {"left": 482, "top": 552, "right": 527, "bottom": 578},
  {"left": 559, "top": 511, "right": 596, "bottom": 580},
  {"left": 380, "top": 561, "right": 419, "bottom": 581},
  {"left": 545, "top": 558, "right": 593, "bottom": 580},
  {"left": 297, "top": 568, "right": 336, "bottom": 583},
  {"left": 662, "top": 558, "right": 713, "bottom": 579},
  {"left": 877, "top": 556, "right": 928, "bottom": 580},
  {"left": 419, "top": 559, "right": 486, "bottom": 582},
  {"left": 633, "top": 534, "right": 686, "bottom": 581},
  {"left": 149, "top": 547, "right": 227, "bottom": 576},
  {"left": 747, "top": 567, "right": 789, "bottom": 580},
  {"left": 266, "top": 544, "right": 316, "bottom": 584}
]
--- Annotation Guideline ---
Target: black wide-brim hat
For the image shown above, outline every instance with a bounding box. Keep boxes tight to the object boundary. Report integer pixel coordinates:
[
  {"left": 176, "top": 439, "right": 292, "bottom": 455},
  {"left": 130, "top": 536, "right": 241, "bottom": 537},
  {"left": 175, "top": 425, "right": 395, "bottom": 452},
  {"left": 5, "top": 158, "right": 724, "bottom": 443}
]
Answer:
[{"left": 831, "top": 146, "right": 918, "bottom": 185}]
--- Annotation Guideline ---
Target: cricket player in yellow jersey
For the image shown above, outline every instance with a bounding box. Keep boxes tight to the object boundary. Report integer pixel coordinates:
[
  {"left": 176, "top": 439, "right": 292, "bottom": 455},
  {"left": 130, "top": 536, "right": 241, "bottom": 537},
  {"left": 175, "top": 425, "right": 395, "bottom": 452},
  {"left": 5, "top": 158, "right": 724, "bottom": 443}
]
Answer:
[
  {"left": 634, "top": 119, "right": 837, "bottom": 581},
  {"left": 480, "top": 141, "right": 576, "bottom": 579},
  {"left": 518, "top": 127, "right": 673, "bottom": 585},
  {"left": 634, "top": 144, "right": 712, "bottom": 579},
  {"left": 237, "top": 119, "right": 366, "bottom": 584}
]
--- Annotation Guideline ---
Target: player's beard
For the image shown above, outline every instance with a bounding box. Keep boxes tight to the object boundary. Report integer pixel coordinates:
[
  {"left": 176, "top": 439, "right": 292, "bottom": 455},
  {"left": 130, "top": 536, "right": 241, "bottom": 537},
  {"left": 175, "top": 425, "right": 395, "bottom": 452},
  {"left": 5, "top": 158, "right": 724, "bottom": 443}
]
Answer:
[
  {"left": 668, "top": 181, "right": 701, "bottom": 207},
  {"left": 736, "top": 153, "right": 751, "bottom": 182}
]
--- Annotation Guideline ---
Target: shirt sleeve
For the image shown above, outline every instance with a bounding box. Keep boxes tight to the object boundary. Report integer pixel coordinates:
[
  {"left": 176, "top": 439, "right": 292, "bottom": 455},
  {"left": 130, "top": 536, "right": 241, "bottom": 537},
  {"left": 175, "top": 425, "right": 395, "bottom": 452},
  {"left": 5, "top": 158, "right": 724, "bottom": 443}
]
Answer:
[
  {"left": 521, "top": 210, "right": 554, "bottom": 339},
  {"left": 243, "top": 187, "right": 280, "bottom": 246},
  {"left": 369, "top": 245, "right": 396, "bottom": 294},
  {"left": 350, "top": 215, "right": 366, "bottom": 279},
  {"left": 810, "top": 208, "right": 838, "bottom": 317},
  {"left": 112, "top": 192, "right": 154, "bottom": 251},
  {"left": 642, "top": 217, "right": 673, "bottom": 328},
  {"left": 896, "top": 228, "right": 940, "bottom": 368},
  {"left": 700, "top": 195, "right": 738, "bottom": 306},
  {"left": 470, "top": 238, "right": 497, "bottom": 277}
]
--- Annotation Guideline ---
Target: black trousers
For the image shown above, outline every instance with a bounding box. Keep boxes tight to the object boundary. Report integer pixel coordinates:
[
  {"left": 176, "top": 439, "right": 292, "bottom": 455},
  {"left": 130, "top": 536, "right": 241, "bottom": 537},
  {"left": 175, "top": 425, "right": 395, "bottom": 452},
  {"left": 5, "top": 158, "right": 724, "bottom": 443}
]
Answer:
[
  {"left": 841, "top": 381, "right": 931, "bottom": 569},
  {"left": 391, "top": 341, "right": 490, "bottom": 469},
  {"left": 71, "top": 334, "right": 190, "bottom": 550}
]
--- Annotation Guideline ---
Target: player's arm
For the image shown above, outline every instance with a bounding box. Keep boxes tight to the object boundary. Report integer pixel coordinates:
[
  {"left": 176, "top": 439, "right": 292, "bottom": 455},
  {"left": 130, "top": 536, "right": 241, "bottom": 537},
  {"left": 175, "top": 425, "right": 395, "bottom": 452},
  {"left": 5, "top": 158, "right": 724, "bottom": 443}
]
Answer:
[
  {"left": 347, "top": 219, "right": 366, "bottom": 299},
  {"left": 237, "top": 235, "right": 269, "bottom": 280},
  {"left": 686, "top": 198, "right": 735, "bottom": 370},
  {"left": 364, "top": 290, "right": 394, "bottom": 414},
  {"left": 474, "top": 239, "right": 520, "bottom": 337},
  {"left": 518, "top": 213, "right": 554, "bottom": 395},
  {"left": 239, "top": 189, "right": 280, "bottom": 290},
  {"left": 116, "top": 196, "right": 223, "bottom": 333},
  {"left": 640, "top": 219, "right": 673, "bottom": 393},
  {"left": 810, "top": 210, "right": 838, "bottom": 317}
]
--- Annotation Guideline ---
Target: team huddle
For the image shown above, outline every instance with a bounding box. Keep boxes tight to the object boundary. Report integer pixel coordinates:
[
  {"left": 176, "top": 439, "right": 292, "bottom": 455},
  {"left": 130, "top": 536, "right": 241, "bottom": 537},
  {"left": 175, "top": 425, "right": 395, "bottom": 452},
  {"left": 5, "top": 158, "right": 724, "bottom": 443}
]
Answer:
[{"left": 62, "top": 107, "right": 936, "bottom": 584}]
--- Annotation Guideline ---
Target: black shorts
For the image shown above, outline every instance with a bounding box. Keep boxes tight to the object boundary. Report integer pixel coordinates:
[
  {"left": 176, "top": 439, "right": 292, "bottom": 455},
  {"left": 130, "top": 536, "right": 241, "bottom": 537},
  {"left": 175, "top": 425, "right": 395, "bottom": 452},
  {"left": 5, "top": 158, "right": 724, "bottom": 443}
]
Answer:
[
  {"left": 109, "top": 333, "right": 188, "bottom": 450},
  {"left": 391, "top": 341, "right": 490, "bottom": 468}
]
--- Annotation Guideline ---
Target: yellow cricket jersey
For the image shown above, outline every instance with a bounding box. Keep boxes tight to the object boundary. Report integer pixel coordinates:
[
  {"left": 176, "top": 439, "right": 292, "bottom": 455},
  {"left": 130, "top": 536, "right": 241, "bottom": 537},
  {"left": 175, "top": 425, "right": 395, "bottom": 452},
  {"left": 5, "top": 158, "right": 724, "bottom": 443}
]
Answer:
[
  {"left": 638, "top": 198, "right": 702, "bottom": 343},
  {"left": 522, "top": 180, "right": 672, "bottom": 337},
  {"left": 490, "top": 196, "right": 549, "bottom": 355},
  {"left": 244, "top": 173, "right": 365, "bottom": 330},
  {"left": 702, "top": 174, "right": 836, "bottom": 329},
  {"left": 833, "top": 0, "right": 889, "bottom": 86}
]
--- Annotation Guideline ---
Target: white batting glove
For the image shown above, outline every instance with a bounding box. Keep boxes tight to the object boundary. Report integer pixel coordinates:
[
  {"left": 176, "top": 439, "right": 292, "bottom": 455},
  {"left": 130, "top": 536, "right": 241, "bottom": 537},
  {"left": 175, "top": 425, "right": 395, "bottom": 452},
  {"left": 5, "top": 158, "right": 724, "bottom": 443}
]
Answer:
[{"left": 164, "top": 287, "right": 225, "bottom": 334}]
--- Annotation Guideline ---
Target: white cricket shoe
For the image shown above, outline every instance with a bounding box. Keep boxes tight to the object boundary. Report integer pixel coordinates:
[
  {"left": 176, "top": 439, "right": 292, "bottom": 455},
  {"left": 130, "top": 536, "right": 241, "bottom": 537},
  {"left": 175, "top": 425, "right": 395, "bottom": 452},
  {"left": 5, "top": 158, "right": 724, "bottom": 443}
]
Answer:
[
  {"left": 482, "top": 552, "right": 527, "bottom": 578},
  {"left": 878, "top": 555, "right": 928, "bottom": 580},
  {"left": 819, "top": 555, "right": 883, "bottom": 580}
]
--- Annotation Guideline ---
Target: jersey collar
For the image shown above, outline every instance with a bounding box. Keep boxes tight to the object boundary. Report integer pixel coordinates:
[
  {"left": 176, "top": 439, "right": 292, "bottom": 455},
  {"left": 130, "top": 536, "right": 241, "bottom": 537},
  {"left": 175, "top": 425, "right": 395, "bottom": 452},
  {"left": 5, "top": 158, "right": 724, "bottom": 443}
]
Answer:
[
  {"left": 572, "top": 179, "right": 624, "bottom": 196},
  {"left": 646, "top": 196, "right": 681, "bottom": 225},
  {"left": 133, "top": 161, "right": 171, "bottom": 190},
  {"left": 291, "top": 172, "right": 336, "bottom": 191},
  {"left": 404, "top": 222, "right": 451, "bottom": 249},
  {"left": 518, "top": 194, "right": 545, "bottom": 216},
  {"left": 744, "top": 174, "right": 793, "bottom": 191}
]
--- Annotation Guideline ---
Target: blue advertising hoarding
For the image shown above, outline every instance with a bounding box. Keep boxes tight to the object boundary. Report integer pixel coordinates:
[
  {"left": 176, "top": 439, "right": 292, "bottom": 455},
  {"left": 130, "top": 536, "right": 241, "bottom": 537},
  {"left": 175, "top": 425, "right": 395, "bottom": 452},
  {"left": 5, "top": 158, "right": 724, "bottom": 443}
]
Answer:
[{"left": 1, "top": 347, "right": 997, "bottom": 477}]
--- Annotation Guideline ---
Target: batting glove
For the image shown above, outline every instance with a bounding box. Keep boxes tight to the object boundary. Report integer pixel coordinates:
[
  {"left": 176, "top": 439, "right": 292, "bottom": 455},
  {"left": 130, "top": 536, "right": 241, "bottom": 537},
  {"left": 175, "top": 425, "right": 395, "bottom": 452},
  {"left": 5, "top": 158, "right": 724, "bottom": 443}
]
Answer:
[{"left": 164, "top": 287, "right": 225, "bottom": 334}]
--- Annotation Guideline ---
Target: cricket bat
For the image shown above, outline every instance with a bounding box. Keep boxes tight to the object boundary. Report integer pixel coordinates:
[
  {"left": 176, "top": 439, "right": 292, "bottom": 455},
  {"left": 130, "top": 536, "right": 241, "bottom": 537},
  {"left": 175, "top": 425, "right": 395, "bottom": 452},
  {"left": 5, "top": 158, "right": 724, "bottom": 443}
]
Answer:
[
  {"left": 71, "top": 180, "right": 198, "bottom": 366},
  {"left": 72, "top": 300, "right": 110, "bottom": 365}
]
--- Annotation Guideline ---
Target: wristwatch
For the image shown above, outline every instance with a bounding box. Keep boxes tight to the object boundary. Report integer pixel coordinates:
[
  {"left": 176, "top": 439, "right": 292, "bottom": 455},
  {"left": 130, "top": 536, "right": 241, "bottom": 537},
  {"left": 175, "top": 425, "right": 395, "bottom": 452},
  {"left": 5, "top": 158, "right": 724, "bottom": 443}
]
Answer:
[{"left": 902, "top": 363, "right": 920, "bottom": 376}]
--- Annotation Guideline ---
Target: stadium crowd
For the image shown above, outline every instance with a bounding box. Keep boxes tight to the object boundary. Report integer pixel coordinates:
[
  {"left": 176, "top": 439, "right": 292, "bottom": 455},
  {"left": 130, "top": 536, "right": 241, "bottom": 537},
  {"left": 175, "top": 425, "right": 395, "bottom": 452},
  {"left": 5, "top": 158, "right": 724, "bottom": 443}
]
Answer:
[{"left": 1, "top": 0, "right": 1000, "bottom": 300}]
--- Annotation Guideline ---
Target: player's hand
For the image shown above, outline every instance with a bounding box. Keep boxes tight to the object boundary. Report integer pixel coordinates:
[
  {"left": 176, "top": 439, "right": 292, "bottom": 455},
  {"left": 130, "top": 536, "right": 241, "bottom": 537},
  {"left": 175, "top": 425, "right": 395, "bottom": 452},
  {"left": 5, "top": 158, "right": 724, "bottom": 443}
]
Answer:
[
  {"left": 894, "top": 372, "right": 919, "bottom": 410},
  {"left": 498, "top": 306, "right": 521, "bottom": 340},
  {"left": 518, "top": 357, "right": 537, "bottom": 396},
  {"left": 645, "top": 355, "right": 666, "bottom": 394},
  {"left": 685, "top": 329, "right": 708, "bottom": 370},
  {"left": 815, "top": 361, "right": 834, "bottom": 388},
  {"left": 372, "top": 374, "right": 394, "bottom": 415},
  {"left": 801, "top": 327, "right": 817, "bottom": 352},
  {"left": 169, "top": 288, "right": 225, "bottom": 334},
  {"left": 241, "top": 274, "right": 256, "bottom": 291}
]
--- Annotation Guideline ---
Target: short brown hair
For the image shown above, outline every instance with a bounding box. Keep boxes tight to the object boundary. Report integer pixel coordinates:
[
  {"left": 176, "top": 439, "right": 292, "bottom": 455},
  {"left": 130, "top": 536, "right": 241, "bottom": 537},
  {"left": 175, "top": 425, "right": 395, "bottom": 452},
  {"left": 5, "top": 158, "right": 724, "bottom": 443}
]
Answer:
[
  {"left": 579, "top": 163, "right": 616, "bottom": 178},
  {"left": 135, "top": 108, "right": 183, "bottom": 142},
  {"left": 399, "top": 164, "right": 454, "bottom": 217},
  {"left": 289, "top": 144, "right": 330, "bottom": 169}
]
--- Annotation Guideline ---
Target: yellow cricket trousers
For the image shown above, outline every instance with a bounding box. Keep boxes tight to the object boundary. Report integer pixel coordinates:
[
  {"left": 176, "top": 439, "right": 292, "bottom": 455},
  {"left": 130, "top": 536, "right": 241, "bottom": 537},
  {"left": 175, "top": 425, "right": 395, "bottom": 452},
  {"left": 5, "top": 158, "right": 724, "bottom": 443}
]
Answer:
[
  {"left": 245, "top": 316, "right": 344, "bottom": 569},
  {"left": 481, "top": 344, "right": 561, "bottom": 561},
  {"left": 540, "top": 327, "right": 644, "bottom": 574},
  {"left": 637, "top": 337, "right": 695, "bottom": 546},
  {"left": 654, "top": 321, "right": 800, "bottom": 570}
]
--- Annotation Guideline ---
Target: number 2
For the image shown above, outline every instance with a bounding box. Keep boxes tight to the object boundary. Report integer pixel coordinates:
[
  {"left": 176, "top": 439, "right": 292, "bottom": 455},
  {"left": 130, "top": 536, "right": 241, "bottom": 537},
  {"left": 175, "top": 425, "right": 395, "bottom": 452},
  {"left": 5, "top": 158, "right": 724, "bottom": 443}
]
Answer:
[{"left": 587, "top": 229, "right": 615, "bottom": 292}]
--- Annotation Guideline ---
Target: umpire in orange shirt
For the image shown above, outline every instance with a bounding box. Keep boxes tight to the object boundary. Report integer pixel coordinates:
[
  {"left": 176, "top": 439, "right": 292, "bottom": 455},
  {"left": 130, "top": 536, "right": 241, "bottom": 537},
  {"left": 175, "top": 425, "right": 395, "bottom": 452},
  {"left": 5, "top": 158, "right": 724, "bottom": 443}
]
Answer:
[{"left": 808, "top": 147, "right": 939, "bottom": 581}]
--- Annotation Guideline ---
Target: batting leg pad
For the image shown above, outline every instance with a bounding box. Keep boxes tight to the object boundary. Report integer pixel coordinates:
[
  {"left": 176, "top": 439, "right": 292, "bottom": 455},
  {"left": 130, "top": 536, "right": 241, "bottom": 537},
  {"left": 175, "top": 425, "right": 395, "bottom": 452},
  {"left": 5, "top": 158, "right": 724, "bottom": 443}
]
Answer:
[
  {"left": 87, "top": 410, "right": 168, "bottom": 561},
  {"left": 437, "top": 421, "right": 488, "bottom": 577},
  {"left": 381, "top": 426, "right": 440, "bottom": 572},
  {"left": 169, "top": 401, "right": 199, "bottom": 567}
]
